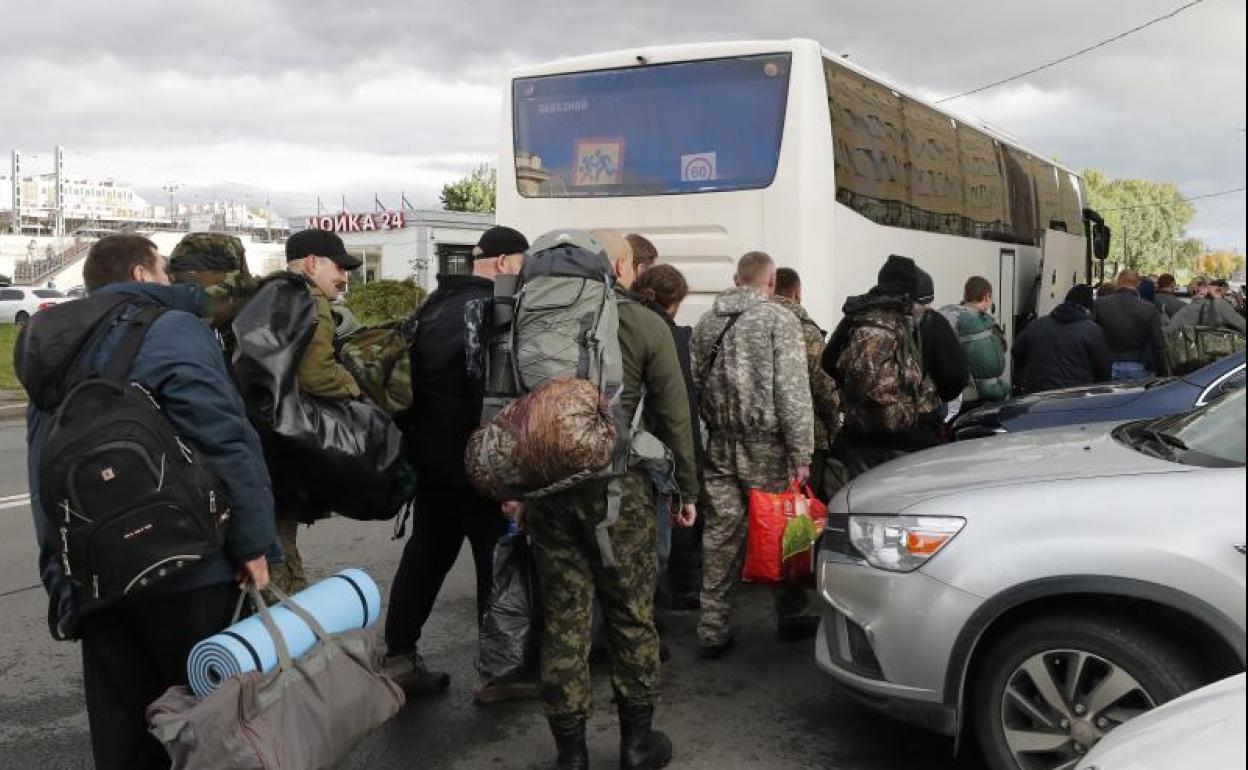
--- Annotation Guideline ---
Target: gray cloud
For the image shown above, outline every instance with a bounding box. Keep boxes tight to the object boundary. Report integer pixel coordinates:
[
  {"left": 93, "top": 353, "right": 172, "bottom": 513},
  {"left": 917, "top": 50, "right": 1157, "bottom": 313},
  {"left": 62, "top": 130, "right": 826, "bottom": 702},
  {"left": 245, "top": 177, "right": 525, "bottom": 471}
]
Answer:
[{"left": 1, "top": 0, "right": 1243, "bottom": 245}]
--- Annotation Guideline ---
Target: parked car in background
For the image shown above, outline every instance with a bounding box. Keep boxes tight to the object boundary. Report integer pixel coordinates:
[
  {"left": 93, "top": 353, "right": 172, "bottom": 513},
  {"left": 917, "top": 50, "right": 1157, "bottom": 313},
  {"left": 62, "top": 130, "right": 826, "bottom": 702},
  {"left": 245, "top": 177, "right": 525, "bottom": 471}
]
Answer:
[
  {"left": 953, "top": 351, "right": 1246, "bottom": 440},
  {"left": 816, "top": 388, "right": 1246, "bottom": 770},
  {"left": 0, "top": 286, "right": 68, "bottom": 323},
  {"left": 64, "top": 285, "right": 86, "bottom": 299},
  {"left": 1076, "top": 673, "right": 1245, "bottom": 770}
]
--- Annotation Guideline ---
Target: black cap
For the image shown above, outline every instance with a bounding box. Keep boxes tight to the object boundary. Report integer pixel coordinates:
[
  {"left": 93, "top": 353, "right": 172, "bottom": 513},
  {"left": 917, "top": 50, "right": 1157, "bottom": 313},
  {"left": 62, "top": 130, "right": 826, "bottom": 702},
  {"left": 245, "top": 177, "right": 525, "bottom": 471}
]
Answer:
[
  {"left": 286, "top": 229, "right": 362, "bottom": 269},
  {"left": 474, "top": 226, "right": 529, "bottom": 260},
  {"left": 876, "top": 254, "right": 921, "bottom": 297}
]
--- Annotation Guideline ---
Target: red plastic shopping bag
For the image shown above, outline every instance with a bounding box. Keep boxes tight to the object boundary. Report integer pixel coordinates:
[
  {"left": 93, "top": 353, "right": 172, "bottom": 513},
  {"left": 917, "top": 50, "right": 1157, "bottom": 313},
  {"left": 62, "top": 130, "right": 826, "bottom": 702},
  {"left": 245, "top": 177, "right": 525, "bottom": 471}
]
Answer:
[{"left": 744, "top": 481, "right": 827, "bottom": 586}]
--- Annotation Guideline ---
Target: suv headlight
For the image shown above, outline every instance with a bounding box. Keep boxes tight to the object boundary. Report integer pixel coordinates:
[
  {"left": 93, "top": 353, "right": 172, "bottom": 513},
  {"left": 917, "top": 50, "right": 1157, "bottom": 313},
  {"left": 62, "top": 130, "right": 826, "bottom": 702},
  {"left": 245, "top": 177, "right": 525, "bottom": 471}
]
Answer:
[{"left": 848, "top": 515, "right": 965, "bottom": 572}]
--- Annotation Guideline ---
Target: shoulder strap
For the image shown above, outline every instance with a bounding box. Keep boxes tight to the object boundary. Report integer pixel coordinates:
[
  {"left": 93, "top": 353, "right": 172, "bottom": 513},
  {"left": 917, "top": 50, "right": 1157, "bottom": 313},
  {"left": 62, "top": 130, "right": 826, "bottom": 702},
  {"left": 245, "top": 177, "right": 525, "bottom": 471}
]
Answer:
[
  {"left": 698, "top": 312, "right": 742, "bottom": 384},
  {"left": 101, "top": 305, "right": 166, "bottom": 382}
]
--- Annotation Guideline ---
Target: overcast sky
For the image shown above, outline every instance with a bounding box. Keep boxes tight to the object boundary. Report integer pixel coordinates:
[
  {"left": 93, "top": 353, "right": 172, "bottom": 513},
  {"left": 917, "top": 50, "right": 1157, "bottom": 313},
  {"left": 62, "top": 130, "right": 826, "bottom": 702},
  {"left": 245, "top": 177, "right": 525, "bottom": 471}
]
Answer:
[{"left": 1, "top": 0, "right": 1243, "bottom": 248}]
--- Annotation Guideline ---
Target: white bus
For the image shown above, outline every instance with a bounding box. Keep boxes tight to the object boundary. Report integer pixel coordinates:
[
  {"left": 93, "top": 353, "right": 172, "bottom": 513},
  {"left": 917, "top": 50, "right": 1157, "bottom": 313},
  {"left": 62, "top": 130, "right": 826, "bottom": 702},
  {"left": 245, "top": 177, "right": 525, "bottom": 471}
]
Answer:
[{"left": 496, "top": 38, "right": 1108, "bottom": 346}]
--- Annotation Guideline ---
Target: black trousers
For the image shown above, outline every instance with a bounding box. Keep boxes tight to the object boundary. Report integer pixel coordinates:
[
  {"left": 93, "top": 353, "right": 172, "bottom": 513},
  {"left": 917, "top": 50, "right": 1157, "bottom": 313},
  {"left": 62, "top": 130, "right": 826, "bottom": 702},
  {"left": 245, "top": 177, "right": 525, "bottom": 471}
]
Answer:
[
  {"left": 80, "top": 582, "right": 237, "bottom": 770},
  {"left": 666, "top": 500, "right": 706, "bottom": 598},
  {"left": 384, "top": 484, "right": 508, "bottom": 655}
]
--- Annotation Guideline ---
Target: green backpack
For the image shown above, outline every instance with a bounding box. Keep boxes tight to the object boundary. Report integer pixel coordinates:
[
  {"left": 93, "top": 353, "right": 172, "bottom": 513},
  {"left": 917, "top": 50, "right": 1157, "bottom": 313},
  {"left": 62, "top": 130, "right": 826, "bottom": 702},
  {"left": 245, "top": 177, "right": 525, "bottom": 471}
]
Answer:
[
  {"left": 335, "top": 317, "right": 418, "bottom": 416},
  {"left": 941, "top": 305, "right": 1009, "bottom": 402}
]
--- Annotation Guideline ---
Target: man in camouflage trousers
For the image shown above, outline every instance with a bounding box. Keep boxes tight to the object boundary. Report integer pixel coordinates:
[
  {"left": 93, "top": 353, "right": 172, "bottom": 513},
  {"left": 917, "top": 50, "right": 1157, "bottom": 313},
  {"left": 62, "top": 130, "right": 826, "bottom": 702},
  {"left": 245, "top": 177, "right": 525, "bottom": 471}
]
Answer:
[
  {"left": 691, "top": 252, "right": 817, "bottom": 658},
  {"left": 524, "top": 230, "right": 699, "bottom": 770}
]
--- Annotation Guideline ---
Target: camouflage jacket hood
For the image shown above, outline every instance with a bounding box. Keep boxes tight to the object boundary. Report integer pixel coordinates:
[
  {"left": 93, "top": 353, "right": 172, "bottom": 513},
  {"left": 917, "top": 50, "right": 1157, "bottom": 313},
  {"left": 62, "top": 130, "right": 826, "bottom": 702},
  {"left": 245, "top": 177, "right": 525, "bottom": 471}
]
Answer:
[{"left": 691, "top": 287, "right": 814, "bottom": 467}]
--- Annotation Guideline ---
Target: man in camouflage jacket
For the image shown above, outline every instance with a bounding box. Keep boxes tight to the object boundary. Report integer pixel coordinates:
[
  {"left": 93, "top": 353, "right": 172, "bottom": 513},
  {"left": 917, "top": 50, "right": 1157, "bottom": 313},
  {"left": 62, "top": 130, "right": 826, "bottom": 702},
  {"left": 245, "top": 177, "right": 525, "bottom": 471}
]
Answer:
[
  {"left": 772, "top": 267, "right": 841, "bottom": 451},
  {"left": 690, "top": 252, "right": 817, "bottom": 657}
]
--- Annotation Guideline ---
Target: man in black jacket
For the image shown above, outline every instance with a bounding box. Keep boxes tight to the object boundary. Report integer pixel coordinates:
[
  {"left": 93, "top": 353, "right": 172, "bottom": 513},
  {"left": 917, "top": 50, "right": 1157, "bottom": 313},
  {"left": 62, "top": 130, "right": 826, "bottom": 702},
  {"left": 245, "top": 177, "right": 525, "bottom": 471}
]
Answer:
[
  {"left": 1092, "top": 270, "right": 1167, "bottom": 379},
  {"left": 384, "top": 225, "right": 529, "bottom": 700},
  {"left": 19, "top": 235, "right": 277, "bottom": 770},
  {"left": 1014, "top": 285, "right": 1112, "bottom": 392}
]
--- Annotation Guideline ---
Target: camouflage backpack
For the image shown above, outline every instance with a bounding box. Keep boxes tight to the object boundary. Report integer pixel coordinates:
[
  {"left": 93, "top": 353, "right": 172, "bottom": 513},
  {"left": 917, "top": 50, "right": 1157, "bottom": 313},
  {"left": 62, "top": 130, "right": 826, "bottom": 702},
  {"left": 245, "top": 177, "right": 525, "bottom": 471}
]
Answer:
[
  {"left": 836, "top": 307, "right": 937, "bottom": 434},
  {"left": 335, "top": 315, "right": 418, "bottom": 416}
]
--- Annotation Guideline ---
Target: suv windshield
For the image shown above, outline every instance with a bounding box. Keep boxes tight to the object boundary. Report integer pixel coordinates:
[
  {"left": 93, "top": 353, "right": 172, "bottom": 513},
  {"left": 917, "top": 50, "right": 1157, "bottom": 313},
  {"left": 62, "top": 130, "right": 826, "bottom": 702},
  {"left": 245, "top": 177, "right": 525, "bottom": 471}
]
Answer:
[
  {"left": 513, "top": 53, "right": 791, "bottom": 198},
  {"left": 1122, "top": 387, "right": 1246, "bottom": 466}
]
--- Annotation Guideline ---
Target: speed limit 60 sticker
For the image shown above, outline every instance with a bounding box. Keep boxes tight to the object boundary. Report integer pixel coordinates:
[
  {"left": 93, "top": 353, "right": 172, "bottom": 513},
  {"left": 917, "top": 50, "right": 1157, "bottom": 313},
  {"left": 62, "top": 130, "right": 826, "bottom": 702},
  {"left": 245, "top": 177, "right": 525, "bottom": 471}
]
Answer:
[{"left": 680, "top": 152, "right": 717, "bottom": 182}]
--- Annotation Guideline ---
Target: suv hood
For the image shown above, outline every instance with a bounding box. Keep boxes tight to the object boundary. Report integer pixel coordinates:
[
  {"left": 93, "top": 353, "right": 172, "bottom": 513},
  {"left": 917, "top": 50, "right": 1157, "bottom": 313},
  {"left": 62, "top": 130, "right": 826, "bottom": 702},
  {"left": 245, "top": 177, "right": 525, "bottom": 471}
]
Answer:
[
  {"left": 846, "top": 422, "right": 1192, "bottom": 513},
  {"left": 960, "top": 380, "right": 1161, "bottom": 427}
]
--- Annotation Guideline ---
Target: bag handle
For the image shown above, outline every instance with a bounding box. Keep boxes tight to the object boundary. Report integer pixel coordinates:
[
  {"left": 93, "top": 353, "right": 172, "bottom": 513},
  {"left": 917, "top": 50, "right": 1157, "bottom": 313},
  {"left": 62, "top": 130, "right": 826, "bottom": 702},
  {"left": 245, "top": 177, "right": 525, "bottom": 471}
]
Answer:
[{"left": 242, "top": 585, "right": 295, "bottom": 674}]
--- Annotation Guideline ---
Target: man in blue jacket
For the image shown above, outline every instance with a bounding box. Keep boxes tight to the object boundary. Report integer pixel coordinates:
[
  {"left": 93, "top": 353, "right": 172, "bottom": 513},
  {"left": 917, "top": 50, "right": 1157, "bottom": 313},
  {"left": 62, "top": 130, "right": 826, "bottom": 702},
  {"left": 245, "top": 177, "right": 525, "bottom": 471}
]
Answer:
[{"left": 19, "top": 234, "right": 278, "bottom": 770}]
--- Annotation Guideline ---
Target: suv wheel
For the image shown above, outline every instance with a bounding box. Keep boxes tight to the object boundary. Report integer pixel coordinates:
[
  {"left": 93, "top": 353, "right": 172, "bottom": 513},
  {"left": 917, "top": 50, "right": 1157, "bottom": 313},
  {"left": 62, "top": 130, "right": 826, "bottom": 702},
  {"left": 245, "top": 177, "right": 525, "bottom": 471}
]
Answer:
[
  {"left": 971, "top": 612, "right": 1202, "bottom": 770},
  {"left": 14, "top": 311, "right": 30, "bottom": 325}
]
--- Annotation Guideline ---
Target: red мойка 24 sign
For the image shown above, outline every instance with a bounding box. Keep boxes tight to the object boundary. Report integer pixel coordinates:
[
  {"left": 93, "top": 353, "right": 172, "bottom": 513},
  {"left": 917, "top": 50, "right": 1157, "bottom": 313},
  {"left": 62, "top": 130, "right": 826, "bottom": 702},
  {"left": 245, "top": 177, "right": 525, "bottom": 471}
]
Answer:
[{"left": 306, "top": 211, "right": 405, "bottom": 233}]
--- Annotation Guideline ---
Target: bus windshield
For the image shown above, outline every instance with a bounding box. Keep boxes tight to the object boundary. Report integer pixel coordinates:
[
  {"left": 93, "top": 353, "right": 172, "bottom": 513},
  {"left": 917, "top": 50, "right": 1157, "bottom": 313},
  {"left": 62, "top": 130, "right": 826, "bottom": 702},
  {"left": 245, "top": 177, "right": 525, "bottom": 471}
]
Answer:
[{"left": 513, "top": 53, "right": 791, "bottom": 198}]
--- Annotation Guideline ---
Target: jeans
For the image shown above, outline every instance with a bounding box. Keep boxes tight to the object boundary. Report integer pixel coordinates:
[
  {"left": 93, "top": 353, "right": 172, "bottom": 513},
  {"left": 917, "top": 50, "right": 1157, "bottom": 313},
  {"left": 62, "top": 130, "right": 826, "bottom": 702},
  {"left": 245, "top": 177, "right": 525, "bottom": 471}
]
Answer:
[{"left": 1111, "top": 361, "right": 1152, "bottom": 381}]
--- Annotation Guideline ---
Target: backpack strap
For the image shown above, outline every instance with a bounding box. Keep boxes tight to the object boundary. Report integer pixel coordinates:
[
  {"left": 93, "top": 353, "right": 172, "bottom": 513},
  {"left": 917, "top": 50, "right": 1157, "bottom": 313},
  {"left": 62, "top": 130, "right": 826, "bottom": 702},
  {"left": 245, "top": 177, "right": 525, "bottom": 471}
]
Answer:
[
  {"left": 101, "top": 305, "right": 167, "bottom": 382},
  {"left": 698, "top": 312, "right": 742, "bottom": 385}
]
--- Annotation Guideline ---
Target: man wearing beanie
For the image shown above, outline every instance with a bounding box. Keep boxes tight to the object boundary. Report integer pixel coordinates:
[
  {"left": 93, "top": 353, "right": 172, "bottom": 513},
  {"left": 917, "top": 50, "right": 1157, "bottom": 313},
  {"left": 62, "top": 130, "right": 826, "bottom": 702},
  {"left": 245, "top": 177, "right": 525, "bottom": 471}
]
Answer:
[
  {"left": 820, "top": 255, "right": 966, "bottom": 476},
  {"left": 1013, "top": 285, "right": 1112, "bottom": 392},
  {"left": 384, "top": 225, "right": 534, "bottom": 701}
]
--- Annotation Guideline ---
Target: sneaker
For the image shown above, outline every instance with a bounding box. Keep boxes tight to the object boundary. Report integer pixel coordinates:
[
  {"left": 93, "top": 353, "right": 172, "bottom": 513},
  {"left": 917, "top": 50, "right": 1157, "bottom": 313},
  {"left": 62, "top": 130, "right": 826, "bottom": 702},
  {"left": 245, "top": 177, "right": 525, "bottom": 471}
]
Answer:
[
  {"left": 776, "top": 615, "right": 821, "bottom": 643},
  {"left": 384, "top": 651, "right": 450, "bottom": 697},
  {"left": 698, "top": 637, "right": 735, "bottom": 660},
  {"left": 473, "top": 679, "right": 541, "bottom": 705}
]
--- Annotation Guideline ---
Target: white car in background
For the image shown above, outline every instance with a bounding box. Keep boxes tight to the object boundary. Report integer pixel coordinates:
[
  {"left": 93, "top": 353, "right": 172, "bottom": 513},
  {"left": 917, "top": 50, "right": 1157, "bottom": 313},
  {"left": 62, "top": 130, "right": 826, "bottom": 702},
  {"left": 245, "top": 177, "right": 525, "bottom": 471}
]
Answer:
[
  {"left": 1077, "top": 673, "right": 1245, "bottom": 769},
  {"left": 0, "top": 286, "right": 68, "bottom": 324}
]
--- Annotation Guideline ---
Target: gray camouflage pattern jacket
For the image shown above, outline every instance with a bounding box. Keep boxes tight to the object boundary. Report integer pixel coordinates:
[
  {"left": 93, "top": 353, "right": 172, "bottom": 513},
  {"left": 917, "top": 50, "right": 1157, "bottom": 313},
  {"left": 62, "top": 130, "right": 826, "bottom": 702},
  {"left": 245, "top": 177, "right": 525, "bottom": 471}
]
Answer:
[{"left": 691, "top": 287, "right": 814, "bottom": 468}]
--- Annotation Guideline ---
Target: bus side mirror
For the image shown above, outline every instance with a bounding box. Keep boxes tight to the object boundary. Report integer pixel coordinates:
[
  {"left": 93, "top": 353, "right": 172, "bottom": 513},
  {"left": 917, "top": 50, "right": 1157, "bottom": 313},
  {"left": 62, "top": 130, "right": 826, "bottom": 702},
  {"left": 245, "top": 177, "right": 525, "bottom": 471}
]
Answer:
[{"left": 1092, "top": 223, "right": 1111, "bottom": 260}]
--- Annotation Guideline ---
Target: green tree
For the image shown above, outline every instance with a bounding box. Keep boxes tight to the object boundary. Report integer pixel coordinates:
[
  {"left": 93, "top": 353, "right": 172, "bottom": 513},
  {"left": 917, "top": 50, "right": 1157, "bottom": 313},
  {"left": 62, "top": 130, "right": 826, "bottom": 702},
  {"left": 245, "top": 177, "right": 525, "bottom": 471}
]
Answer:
[
  {"left": 440, "top": 164, "right": 497, "bottom": 213},
  {"left": 1082, "top": 169, "right": 1197, "bottom": 275},
  {"left": 344, "top": 279, "right": 427, "bottom": 325}
]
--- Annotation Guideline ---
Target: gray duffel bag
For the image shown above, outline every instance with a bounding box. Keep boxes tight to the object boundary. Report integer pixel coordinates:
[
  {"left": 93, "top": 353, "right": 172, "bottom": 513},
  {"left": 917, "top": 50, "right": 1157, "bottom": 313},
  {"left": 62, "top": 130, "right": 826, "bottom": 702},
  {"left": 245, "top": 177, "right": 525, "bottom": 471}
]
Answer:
[{"left": 147, "top": 585, "right": 405, "bottom": 770}]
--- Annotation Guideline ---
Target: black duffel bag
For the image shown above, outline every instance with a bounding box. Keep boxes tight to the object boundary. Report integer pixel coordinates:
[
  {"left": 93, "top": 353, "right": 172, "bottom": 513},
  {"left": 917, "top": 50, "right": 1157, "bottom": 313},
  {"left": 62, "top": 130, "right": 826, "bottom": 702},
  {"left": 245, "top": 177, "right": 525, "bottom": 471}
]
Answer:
[{"left": 231, "top": 273, "right": 410, "bottom": 522}]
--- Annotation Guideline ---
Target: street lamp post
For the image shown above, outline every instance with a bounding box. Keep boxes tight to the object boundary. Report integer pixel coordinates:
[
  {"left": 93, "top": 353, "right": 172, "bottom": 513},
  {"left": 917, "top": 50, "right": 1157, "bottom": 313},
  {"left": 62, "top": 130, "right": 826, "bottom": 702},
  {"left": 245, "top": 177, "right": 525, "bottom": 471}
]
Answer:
[{"left": 162, "top": 182, "right": 182, "bottom": 228}]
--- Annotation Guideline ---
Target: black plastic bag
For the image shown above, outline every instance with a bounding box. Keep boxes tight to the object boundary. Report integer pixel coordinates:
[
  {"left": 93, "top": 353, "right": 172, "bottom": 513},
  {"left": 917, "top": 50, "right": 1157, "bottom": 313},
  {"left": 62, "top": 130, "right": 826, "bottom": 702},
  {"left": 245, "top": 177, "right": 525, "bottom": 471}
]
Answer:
[
  {"left": 477, "top": 531, "right": 540, "bottom": 684},
  {"left": 230, "top": 273, "right": 409, "bottom": 521}
]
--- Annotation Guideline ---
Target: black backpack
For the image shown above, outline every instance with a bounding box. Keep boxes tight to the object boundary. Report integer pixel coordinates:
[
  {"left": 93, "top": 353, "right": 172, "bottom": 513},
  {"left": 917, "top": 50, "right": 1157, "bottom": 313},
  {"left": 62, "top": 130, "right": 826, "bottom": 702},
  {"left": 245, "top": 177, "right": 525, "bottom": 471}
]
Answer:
[{"left": 37, "top": 305, "right": 229, "bottom": 604}]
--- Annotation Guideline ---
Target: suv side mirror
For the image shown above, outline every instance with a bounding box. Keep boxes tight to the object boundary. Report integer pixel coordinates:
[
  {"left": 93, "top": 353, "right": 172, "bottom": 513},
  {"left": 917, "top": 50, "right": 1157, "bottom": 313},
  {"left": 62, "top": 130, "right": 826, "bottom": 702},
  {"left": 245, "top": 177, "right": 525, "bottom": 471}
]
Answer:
[{"left": 1092, "top": 223, "right": 1112, "bottom": 260}]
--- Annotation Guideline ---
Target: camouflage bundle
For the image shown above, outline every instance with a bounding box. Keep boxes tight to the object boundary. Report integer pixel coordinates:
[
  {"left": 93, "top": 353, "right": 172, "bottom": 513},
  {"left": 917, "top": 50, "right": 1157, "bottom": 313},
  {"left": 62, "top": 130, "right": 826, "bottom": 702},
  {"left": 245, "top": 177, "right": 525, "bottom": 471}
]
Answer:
[
  {"left": 465, "top": 378, "right": 617, "bottom": 501},
  {"left": 836, "top": 308, "right": 937, "bottom": 434},
  {"left": 337, "top": 319, "right": 416, "bottom": 415}
]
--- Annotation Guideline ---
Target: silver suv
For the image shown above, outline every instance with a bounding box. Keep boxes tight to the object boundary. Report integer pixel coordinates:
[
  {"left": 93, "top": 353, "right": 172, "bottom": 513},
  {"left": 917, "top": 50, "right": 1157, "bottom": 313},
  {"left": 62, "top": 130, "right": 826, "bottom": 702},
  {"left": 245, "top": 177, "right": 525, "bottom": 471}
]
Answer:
[{"left": 816, "top": 388, "right": 1247, "bottom": 770}]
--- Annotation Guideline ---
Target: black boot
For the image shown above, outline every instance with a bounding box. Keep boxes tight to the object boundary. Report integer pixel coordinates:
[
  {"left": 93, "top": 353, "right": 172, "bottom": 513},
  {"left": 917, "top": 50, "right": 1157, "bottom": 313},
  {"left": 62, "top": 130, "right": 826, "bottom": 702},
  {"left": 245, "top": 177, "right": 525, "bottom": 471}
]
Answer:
[
  {"left": 548, "top": 715, "right": 589, "bottom": 770},
  {"left": 618, "top": 702, "right": 672, "bottom": 770}
]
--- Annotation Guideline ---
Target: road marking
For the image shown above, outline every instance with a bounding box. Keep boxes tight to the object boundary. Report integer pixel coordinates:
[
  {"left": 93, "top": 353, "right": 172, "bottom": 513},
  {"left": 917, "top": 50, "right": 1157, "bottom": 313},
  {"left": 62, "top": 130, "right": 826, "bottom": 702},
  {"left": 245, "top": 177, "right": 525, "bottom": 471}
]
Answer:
[{"left": 0, "top": 493, "right": 31, "bottom": 510}]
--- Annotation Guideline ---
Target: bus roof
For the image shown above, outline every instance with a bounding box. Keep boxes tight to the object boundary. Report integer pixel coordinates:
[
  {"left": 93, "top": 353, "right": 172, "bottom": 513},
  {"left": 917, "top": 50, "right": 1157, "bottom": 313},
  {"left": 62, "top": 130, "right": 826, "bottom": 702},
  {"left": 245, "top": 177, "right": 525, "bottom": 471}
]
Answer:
[{"left": 506, "top": 38, "right": 1081, "bottom": 180}]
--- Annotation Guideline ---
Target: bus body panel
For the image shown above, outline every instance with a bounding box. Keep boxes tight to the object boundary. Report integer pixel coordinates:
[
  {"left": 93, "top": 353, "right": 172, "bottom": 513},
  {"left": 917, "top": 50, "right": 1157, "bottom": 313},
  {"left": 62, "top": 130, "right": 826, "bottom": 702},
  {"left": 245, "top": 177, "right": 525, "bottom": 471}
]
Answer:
[{"left": 497, "top": 38, "right": 1089, "bottom": 356}]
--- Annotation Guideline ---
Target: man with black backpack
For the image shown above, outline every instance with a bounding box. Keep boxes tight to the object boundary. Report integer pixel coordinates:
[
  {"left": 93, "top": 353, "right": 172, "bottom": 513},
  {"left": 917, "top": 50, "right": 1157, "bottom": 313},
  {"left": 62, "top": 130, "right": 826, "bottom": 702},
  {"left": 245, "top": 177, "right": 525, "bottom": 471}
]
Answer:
[
  {"left": 16, "top": 234, "right": 277, "bottom": 770},
  {"left": 383, "top": 225, "right": 529, "bottom": 701}
]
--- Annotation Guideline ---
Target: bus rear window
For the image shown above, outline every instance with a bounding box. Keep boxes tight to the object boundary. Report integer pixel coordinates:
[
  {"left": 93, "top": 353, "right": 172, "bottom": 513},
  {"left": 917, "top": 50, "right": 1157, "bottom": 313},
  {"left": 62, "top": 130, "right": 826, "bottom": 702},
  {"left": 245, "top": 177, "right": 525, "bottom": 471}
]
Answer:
[{"left": 513, "top": 54, "right": 791, "bottom": 198}]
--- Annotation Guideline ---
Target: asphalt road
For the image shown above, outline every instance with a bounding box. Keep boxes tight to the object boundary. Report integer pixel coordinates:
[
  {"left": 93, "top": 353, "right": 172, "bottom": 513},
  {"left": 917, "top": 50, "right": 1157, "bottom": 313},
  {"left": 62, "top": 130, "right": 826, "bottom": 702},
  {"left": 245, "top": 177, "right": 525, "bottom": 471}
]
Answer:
[{"left": 0, "top": 417, "right": 984, "bottom": 769}]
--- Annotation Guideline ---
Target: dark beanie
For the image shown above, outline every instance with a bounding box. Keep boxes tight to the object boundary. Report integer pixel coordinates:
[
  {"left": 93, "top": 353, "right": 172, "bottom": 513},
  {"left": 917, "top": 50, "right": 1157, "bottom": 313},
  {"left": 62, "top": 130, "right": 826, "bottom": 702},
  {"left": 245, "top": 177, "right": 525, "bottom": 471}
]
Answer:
[
  {"left": 876, "top": 254, "right": 920, "bottom": 296},
  {"left": 913, "top": 268, "right": 935, "bottom": 305},
  {"left": 1065, "top": 284, "right": 1095, "bottom": 311}
]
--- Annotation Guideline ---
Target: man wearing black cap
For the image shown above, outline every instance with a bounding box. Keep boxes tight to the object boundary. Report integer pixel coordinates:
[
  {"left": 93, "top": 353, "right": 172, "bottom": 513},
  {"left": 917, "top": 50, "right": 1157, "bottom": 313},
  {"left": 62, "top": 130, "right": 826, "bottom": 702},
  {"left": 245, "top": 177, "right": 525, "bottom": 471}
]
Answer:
[
  {"left": 383, "top": 225, "right": 533, "bottom": 700},
  {"left": 1014, "top": 285, "right": 1112, "bottom": 392},
  {"left": 821, "top": 254, "right": 966, "bottom": 475},
  {"left": 265, "top": 229, "right": 364, "bottom": 595}
]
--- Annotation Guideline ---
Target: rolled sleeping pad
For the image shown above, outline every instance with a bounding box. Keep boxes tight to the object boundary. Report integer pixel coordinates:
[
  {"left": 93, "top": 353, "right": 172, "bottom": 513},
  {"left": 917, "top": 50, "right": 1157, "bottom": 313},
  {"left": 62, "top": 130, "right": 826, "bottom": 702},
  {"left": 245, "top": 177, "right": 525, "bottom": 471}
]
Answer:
[{"left": 187, "top": 568, "right": 381, "bottom": 698}]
